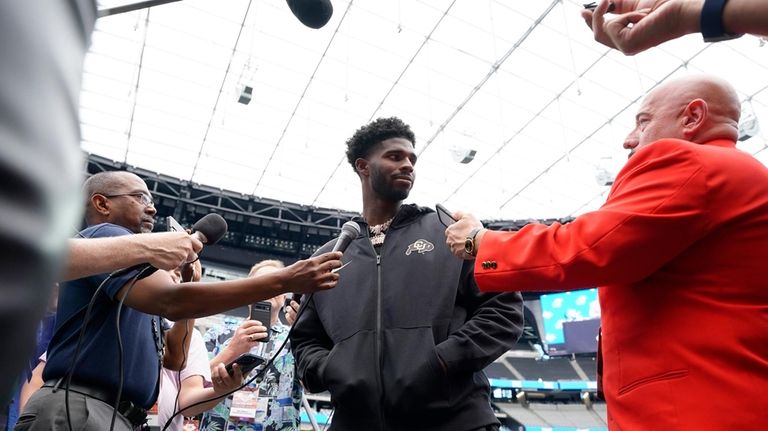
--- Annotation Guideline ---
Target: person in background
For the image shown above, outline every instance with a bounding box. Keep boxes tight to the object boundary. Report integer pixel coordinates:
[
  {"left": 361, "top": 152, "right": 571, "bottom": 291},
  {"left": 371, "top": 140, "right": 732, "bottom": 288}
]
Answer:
[
  {"left": 201, "top": 260, "right": 302, "bottom": 431},
  {"left": 445, "top": 74, "right": 768, "bottom": 429},
  {"left": 582, "top": 0, "right": 768, "bottom": 55},
  {"left": 157, "top": 262, "right": 245, "bottom": 431}
]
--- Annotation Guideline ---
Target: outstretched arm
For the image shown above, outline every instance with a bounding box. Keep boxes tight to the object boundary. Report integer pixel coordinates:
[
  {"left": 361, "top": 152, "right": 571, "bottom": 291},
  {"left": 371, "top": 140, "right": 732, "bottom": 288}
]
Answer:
[
  {"left": 65, "top": 232, "right": 202, "bottom": 281},
  {"left": 117, "top": 251, "right": 343, "bottom": 321},
  {"left": 582, "top": 0, "right": 768, "bottom": 55}
]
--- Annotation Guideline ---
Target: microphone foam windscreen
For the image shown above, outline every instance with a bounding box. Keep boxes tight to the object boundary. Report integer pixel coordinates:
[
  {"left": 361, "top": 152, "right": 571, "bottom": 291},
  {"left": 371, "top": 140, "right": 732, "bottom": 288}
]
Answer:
[
  {"left": 192, "top": 213, "right": 228, "bottom": 245},
  {"left": 286, "top": 0, "right": 333, "bottom": 29}
]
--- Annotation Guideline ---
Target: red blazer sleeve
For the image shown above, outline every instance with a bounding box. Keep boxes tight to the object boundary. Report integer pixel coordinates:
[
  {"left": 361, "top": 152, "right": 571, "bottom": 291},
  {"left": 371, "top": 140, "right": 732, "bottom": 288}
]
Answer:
[{"left": 475, "top": 139, "right": 712, "bottom": 292}]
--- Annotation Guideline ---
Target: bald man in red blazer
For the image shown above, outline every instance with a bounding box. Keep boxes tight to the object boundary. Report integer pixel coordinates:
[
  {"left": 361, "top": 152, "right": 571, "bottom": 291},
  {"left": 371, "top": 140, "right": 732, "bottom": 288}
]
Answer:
[{"left": 446, "top": 75, "right": 768, "bottom": 430}]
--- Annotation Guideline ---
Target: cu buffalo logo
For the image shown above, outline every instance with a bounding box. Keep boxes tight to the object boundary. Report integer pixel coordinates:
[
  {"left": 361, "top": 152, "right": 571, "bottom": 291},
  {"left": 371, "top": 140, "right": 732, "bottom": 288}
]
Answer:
[{"left": 405, "top": 239, "right": 434, "bottom": 255}]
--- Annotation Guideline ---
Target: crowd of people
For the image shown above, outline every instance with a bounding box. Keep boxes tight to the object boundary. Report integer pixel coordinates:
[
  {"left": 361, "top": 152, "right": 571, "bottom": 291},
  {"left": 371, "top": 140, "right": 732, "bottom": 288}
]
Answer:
[{"left": 2, "top": 0, "right": 768, "bottom": 430}]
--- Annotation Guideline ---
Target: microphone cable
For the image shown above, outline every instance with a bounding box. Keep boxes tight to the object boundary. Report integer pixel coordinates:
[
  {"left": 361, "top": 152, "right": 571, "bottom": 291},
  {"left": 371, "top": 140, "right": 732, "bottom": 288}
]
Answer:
[
  {"left": 161, "top": 291, "right": 320, "bottom": 431},
  {"left": 111, "top": 266, "right": 154, "bottom": 431},
  {"left": 110, "top": 258, "right": 199, "bottom": 431},
  {"left": 64, "top": 272, "right": 115, "bottom": 431},
  {"left": 322, "top": 408, "right": 334, "bottom": 431},
  {"left": 169, "top": 264, "right": 195, "bottom": 428},
  {"left": 162, "top": 225, "right": 348, "bottom": 429},
  {"left": 63, "top": 265, "right": 149, "bottom": 431},
  {"left": 293, "top": 292, "right": 335, "bottom": 431},
  {"left": 63, "top": 215, "right": 224, "bottom": 430}
]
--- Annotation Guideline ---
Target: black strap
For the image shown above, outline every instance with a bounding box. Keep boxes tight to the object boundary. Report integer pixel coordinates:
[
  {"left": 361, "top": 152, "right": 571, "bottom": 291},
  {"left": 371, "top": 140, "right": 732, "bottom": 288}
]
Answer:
[
  {"left": 45, "top": 378, "right": 115, "bottom": 406},
  {"left": 701, "top": 0, "right": 742, "bottom": 42}
]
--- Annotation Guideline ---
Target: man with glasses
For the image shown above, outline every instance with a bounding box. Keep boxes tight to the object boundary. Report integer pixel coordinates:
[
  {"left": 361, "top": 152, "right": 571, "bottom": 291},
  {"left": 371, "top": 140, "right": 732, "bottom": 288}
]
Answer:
[
  {"left": 101, "top": 193, "right": 154, "bottom": 209},
  {"left": 17, "top": 171, "right": 343, "bottom": 430},
  {"left": 290, "top": 117, "right": 523, "bottom": 431}
]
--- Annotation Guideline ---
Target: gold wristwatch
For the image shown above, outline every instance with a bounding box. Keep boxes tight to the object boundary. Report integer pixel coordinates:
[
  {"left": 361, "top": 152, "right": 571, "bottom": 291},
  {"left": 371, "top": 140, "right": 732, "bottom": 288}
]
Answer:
[{"left": 464, "top": 228, "right": 482, "bottom": 257}]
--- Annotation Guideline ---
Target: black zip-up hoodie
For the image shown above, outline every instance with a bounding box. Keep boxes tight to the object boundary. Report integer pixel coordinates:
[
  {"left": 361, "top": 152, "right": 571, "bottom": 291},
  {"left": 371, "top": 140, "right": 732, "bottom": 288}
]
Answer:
[{"left": 290, "top": 204, "right": 524, "bottom": 431}]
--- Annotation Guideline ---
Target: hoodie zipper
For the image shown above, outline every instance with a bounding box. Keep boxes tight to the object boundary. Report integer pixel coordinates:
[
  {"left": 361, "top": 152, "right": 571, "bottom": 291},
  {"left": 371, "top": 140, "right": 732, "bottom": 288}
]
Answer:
[
  {"left": 361, "top": 228, "right": 386, "bottom": 431},
  {"left": 375, "top": 252, "right": 385, "bottom": 430},
  {"left": 376, "top": 255, "right": 382, "bottom": 355}
]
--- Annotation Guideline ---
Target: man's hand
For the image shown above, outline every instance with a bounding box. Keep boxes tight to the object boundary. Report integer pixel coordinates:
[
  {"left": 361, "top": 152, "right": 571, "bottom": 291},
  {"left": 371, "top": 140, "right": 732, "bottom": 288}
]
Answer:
[
  {"left": 140, "top": 231, "right": 203, "bottom": 270},
  {"left": 444, "top": 212, "right": 484, "bottom": 259},
  {"left": 211, "top": 362, "right": 244, "bottom": 395},
  {"left": 180, "top": 259, "right": 202, "bottom": 283},
  {"left": 285, "top": 300, "right": 300, "bottom": 325},
  {"left": 280, "top": 251, "right": 342, "bottom": 294},
  {"left": 223, "top": 320, "right": 269, "bottom": 359},
  {"left": 581, "top": 0, "right": 700, "bottom": 55},
  {"left": 65, "top": 231, "right": 204, "bottom": 281}
]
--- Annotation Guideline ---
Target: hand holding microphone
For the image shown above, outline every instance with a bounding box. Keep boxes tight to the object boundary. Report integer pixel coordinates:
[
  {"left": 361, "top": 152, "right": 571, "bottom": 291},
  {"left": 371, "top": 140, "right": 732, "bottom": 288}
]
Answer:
[
  {"left": 281, "top": 251, "right": 343, "bottom": 294},
  {"left": 291, "top": 221, "right": 360, "bottom": 306},
  {"left": 112, "top": 213, "right": 228, "bottom": 279},
  {"left": 137, "top": 231, "right": 203, "bottom": 272}
]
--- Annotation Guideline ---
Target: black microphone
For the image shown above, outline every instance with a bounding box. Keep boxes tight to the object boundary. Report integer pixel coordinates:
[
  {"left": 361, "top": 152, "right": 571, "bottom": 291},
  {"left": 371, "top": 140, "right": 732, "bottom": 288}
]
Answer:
[
  {"left": 286, "top": 0, "right": 333, "bottom": 29},
  {"left": 191, "top": 213, "right": 228, "bottom": 245},
  {"left": 111, "top": 213, "right": 229, "bottom": 280},
  {"left": 293, "top": 221, "right": 359, "bottom": 306}
]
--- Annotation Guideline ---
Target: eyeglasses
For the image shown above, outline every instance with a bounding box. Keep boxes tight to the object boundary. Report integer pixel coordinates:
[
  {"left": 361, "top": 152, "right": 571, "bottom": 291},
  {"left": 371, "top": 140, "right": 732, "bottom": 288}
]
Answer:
[{"left": 101, "top": 193, "right": 155, "bottom": 207}]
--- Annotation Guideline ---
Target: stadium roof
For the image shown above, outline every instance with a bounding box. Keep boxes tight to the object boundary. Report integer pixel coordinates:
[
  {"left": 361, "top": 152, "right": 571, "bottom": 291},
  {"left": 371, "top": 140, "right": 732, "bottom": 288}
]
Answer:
[{"left": 82, "top": 0, "right": 768, "bottom": 220}]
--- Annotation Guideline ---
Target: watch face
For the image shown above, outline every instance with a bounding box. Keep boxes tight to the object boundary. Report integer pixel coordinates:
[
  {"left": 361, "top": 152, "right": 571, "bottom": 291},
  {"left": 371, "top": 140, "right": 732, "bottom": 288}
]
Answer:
[{"left": 464, "top": 238, "right": 474, "bottom": 255}]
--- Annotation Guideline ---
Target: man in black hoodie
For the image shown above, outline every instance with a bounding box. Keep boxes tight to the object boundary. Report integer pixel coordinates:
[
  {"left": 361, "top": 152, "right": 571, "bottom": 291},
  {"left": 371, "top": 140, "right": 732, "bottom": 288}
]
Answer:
[{"left": 290, "top": 117, "right": 524, "bottom": 430}]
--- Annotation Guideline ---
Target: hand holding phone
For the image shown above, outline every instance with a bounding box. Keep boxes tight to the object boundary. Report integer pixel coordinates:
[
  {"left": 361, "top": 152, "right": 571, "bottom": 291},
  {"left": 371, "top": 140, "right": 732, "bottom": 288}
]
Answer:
[
  {"left": 435, "top": 203, "right": 457, "bottom": 227},
  {"left": 249, "top": 301, "right": 272, "bottom": 342},
  {"left": 225, "top": 353, "right": 266, "bottom": 376}
]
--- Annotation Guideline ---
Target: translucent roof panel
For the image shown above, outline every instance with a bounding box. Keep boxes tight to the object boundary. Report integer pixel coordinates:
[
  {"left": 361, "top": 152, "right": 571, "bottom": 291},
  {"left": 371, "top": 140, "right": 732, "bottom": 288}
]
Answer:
[{"left": 83, "top": 0, "right": 768, "bottom": 220}]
